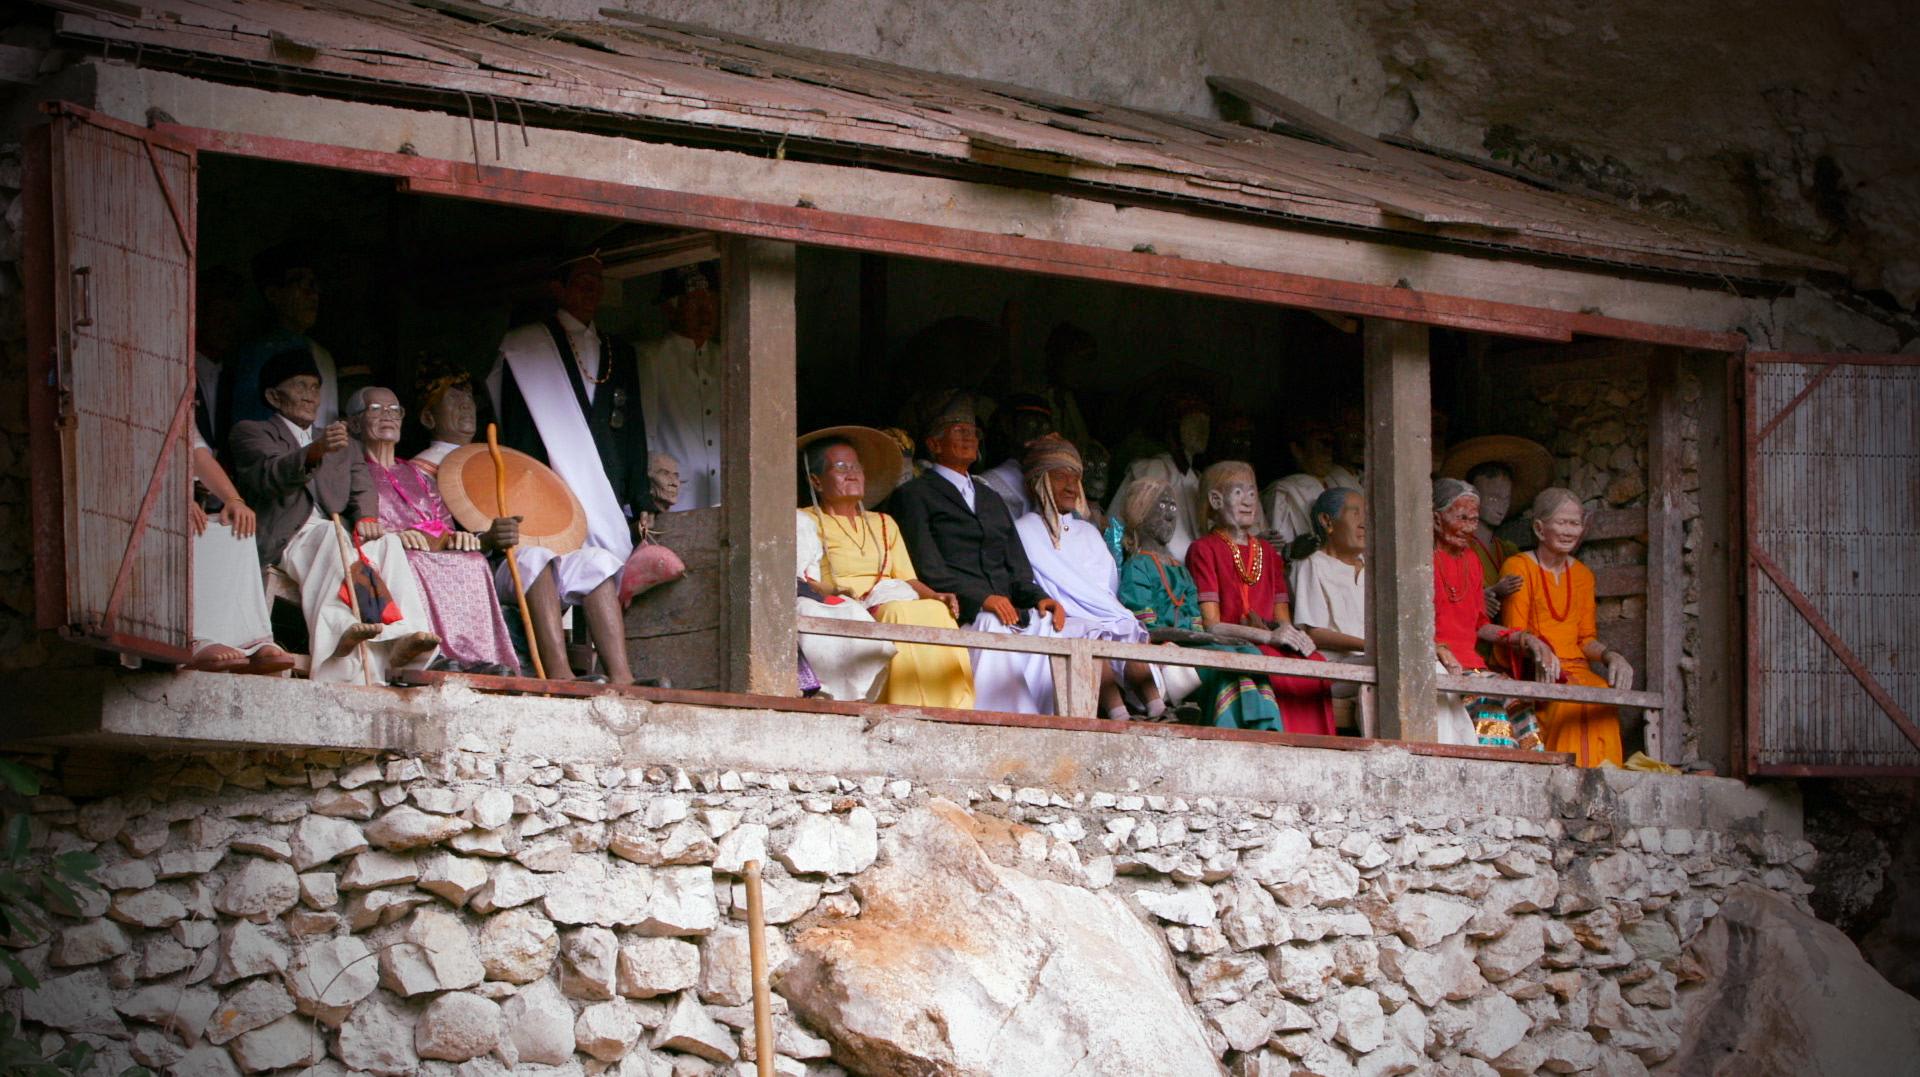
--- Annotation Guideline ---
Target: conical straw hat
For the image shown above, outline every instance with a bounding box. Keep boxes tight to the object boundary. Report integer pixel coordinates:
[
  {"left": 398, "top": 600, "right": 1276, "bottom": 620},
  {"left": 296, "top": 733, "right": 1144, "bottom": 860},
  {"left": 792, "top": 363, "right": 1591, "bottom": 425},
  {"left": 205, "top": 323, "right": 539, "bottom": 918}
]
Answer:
[{"left": 437, "top": 443, "right": 589, "bottom": 555}]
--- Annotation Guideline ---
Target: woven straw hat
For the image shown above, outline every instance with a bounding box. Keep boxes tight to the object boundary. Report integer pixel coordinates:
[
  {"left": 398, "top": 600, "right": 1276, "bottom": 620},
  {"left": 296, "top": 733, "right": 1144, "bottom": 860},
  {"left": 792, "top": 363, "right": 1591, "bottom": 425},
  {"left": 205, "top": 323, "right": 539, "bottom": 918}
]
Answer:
[
  {"left": 437, "top": 444, "right": 589, "bottom": 554},
  {"left": 798, "top": 425, "right": 909, "bottom": 509},
  {"left": 1440, "top": 435, "right": 1554, "bottom": 508}
]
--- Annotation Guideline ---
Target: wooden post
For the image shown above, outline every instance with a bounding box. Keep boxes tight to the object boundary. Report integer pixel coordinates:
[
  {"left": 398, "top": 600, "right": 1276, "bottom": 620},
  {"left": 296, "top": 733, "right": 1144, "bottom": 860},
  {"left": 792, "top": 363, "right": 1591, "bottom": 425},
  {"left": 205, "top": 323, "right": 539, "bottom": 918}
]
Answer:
[
  {"left": 722, "top": 237, "right": 798, "bottom": 695},
  {"left": 1645, "top": 349, "right": 1687, "bottom": 761},
  {"left": 1364, "top": 317, "right": 1437, "bottom": 742}
]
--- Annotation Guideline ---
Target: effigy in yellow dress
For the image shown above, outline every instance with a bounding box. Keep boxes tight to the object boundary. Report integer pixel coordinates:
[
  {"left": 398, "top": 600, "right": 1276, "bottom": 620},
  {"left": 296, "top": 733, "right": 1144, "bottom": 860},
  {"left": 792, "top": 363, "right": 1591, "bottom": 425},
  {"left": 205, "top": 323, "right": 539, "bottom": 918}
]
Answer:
[
  {"left": 1500, "top": 552, "right": 1622, "bottom": 767},
  {"left": 802, "top": 506, "right": 975, "bottom": 709}
]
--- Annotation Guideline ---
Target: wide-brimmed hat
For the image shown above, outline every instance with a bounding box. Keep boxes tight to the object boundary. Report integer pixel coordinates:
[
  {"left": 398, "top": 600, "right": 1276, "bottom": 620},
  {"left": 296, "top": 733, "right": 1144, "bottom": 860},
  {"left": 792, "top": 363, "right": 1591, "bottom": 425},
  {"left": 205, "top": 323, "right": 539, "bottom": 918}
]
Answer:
[
  {"left": 1441, "top": 435, "right": 1554, "bottom": 507},
  {"left": 437, "top": 444, "right": 589, "bottom": 554},
  {"left": 798, "top": 425, "right": 907, "bottom": 509}
]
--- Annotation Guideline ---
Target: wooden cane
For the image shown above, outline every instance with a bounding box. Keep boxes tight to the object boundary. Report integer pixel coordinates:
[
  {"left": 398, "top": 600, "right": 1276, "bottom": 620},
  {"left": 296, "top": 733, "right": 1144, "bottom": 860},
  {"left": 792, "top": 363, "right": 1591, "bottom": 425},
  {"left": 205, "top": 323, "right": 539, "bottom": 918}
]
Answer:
[
  {"left": 744, "top": 860, "right": 775, "bottom": 1077},
  {"left": 330, "top": 513, "right": 375, "bottom": 687},
  {"left": 487, "top": 424, "right": 546, "bottom": 680}
]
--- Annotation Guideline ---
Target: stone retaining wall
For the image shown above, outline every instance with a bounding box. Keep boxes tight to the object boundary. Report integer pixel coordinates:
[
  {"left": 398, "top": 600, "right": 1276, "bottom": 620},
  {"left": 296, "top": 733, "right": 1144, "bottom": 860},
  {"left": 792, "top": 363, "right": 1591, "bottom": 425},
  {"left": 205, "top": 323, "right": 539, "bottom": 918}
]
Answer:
[{"left": 1, "top": 743, "right": 1814, "bottom": 1076}]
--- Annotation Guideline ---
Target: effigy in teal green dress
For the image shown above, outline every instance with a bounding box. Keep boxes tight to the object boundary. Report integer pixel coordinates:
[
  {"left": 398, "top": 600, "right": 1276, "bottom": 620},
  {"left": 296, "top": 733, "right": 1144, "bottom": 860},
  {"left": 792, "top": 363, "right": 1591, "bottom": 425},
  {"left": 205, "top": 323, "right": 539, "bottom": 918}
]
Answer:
[{"left": 1118, "top": 550, "right": 1283, "bottom": 730}]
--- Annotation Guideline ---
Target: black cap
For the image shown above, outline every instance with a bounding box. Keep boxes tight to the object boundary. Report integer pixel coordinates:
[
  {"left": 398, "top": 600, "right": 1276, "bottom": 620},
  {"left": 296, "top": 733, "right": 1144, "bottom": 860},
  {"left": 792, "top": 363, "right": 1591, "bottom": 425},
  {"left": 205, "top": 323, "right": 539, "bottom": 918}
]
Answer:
[{"left": 258, "top": 346, "right": 321, "bottom": 404}]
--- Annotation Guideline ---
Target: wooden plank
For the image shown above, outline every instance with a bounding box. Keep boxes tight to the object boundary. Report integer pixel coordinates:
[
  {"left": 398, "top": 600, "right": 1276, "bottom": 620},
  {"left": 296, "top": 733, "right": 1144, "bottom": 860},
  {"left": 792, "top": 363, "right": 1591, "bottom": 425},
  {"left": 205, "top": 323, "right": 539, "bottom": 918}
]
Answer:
[
  {"left": 797, "top": 616, "right": 1380, "bottom": 685},
  {"left": 1364, "top": 318, "right": 1438, "bottom": 741},
  {"left": 1207, "top": 75, "right": 1385, "bottom": 159},
  {"left": 1644, "top": 350, "right": 1686, "bottom": 761},
  {"left": 626, "top": 507, "right": 723, "bottom": 636},
  {"left": 1433, "top": 674, "right": 1664, "bottom": 711},
  {"left": 720, "top": 237, "right": 797, "bottom": 695},
  {"left": 1592, "top": 564, "right": 1648, "bottom": 599},
  {"left": 1585, "top": 507, "right": 1647, "bottom": 543}
]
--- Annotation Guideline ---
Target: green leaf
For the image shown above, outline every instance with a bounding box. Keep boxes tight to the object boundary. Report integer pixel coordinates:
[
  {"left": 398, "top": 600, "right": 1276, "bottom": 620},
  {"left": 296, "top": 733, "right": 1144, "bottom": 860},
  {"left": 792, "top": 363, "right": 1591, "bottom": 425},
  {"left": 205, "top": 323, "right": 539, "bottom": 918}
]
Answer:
[
  {"left": 38, "top": 876, "right": 79, "bottom": 918},
  {"left": 118, "top": 1068, "right": 156, "bottom": 1077},
  {"left": 0, "top": 951, "right": 37, "bottom": 991},
  {"left": 53, "top": 849, "right": 101, "bottom": 882},
  {"left": 4, "top": 815, "right": 29, "bottom": 861},
  {"left": 0, "top": 759, "right": 41, "bottom": 796}
]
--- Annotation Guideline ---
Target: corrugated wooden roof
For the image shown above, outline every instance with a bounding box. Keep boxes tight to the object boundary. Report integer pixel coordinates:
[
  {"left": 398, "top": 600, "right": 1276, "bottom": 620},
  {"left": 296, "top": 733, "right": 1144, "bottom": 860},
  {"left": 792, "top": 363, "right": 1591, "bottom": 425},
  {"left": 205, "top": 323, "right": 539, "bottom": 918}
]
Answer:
[{"left": 45, "top": 0, "right": 1834, "bottom": 284}]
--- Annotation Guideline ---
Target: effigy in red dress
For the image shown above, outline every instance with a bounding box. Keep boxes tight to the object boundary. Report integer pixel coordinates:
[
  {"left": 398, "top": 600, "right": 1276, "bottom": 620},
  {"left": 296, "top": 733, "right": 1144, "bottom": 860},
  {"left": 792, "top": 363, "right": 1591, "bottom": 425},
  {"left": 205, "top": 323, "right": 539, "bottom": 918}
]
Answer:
[{"left": 1186, "top": 532, "right": 1336, "bottom": 736}]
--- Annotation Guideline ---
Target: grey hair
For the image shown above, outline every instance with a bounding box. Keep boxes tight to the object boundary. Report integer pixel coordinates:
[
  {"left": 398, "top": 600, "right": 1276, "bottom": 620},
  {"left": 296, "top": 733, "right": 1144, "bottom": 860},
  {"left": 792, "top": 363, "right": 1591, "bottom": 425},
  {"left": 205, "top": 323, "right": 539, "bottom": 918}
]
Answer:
[
  {"left": 1530, "top": 486, "right": 1582, "bottom": 521},
  {"left": 343, "top": 387, "right": 379, "bottom": 417},
  {"left": 1309, "top": 487, "right": 1360, "bottom": 544},
  {"left": 1432, "top": 476, "right": 1478, "bottom": 513}
]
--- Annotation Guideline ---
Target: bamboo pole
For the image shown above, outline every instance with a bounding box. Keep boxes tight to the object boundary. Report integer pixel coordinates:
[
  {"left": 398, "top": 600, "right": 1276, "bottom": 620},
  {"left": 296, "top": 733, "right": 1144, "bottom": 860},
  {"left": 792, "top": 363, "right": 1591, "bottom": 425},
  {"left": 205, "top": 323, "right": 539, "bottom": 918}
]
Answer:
[
  {"left": 744, "top": 860, "right": 775, "bottom": 1077},
  {"left": 486, "top": 424, "right": 545, "bottom": 680}
]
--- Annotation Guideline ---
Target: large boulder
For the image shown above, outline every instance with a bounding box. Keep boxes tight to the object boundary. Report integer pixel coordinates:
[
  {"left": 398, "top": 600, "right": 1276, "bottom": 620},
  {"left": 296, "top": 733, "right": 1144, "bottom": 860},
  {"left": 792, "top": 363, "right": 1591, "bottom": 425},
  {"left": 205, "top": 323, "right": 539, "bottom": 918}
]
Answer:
[
  {"left": 777, "top": 799, "right": 1224, "bottom": 1076},
  {"left": 1656, "top": 884, "right": 1920, "bottom": 1076}
]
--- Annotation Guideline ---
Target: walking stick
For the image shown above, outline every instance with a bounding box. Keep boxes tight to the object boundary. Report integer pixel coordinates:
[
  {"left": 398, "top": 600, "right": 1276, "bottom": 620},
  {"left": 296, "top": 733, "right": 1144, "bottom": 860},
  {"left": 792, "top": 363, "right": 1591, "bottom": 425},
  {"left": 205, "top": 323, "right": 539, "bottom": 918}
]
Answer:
[
  {"left": 487, "top": 424, "right": 546, "bottom": 680},
  {"left": 745, "top": 860, "right": 775, "bottom": 1077},
  {"left": 330, "top": 513, "right": 375, "bottom": 687}
]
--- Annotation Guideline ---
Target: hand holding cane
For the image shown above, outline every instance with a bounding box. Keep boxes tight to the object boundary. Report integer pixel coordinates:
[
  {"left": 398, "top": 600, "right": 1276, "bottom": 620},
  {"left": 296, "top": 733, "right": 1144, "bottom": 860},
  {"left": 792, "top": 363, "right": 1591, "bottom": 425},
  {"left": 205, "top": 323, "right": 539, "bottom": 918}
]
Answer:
[{"left": 488, "top": 424, "right": 546, "bottom": 680}]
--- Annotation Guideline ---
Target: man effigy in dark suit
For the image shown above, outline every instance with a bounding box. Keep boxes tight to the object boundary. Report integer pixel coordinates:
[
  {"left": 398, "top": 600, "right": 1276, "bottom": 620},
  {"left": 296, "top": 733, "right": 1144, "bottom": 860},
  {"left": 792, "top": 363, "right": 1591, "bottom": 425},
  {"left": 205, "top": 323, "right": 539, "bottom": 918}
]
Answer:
[
  {"left": 228, "top": 347, "right": 439, "bottom": 683},
  {"left": 888, "top": 391, "right": 1088, "bottom": 715},
  {"left": 483, "top": 252, "right": 653, "bottom": 684}
]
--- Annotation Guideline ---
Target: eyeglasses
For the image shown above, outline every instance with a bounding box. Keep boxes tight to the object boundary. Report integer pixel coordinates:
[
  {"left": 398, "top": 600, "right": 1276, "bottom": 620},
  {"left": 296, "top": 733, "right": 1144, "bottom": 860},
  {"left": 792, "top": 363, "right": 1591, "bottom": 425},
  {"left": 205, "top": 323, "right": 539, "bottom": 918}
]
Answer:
[
  {"left": 359, "top": 404, "right": 406, "bottom": 417},
  {"left": 818, "top": 461, "right": 861, "bottom": 474}
]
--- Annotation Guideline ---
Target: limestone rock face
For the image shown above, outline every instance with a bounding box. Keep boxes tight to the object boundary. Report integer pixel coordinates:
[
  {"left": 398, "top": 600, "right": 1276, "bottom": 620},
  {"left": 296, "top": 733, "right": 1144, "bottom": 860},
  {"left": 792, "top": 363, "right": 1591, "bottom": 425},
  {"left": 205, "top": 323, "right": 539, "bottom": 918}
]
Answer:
[
  {"left": 1656, "top": 885, "right": 1920, "bottom": 1076},
  {"left": 777, "top": 799, "right": 1224, "bottom": 1076}
]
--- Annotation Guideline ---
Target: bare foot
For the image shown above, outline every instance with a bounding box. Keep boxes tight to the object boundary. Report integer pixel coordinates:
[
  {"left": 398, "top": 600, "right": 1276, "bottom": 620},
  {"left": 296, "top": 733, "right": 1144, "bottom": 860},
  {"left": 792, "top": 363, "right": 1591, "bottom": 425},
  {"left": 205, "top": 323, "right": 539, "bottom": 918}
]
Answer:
[
  {"left": 331, "top": 623, "right": 382, "bottom": 660},
  {"left": 389, "top": 631, "right": 441, "bottom": 668},
  {"left": 186, "top": 644, "right": 249, "bottom": 672},
  {"left": 245, "top": 646, "right": 298, "bottom": 675}
]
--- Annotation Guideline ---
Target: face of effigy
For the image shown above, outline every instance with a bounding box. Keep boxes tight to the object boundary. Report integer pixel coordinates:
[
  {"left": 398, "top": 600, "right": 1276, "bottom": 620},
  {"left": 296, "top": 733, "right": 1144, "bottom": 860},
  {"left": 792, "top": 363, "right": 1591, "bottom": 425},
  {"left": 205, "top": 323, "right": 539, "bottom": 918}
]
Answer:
[
  {"left": 1534, "top": 500, "right": 1587, "bottom": 558},
  {"left": 1143, "top": 491, "right": 1180, "bottom": 546},
  {"left": 354, "top": 388, "right": 406, "bottom": 446},
  {"left": 1177, "top": 412, "right": 1211, "bottom": 459},
  {"left": 1041, "top": 467, "right": 1083, "bottom": 516},
  {"left": 266, "top": 374, "right": 323, "bottom": 427},
  {"left": 553, "top": 260, "right": 605, "bottom": 326},
  {"left": 1473, "top": 471, "right": 1513, "bottom": 528},
  {"left": 1328, "top": 494, "right": 1367, "bottom": 555},
  {"left": 926, "top": 422, "right": 981, "bottom": 473},
  {"left": 811, "top": 444, "right": 866, "bottom": 507},
  {"left": 648, "top": 452, "right": 683, "bottom": 508},
  {"left": 422, "top": 386, "right": 477, "bottom": 446},
  {"left": 1082, "top": 457, "right": 1110, "bottom": 503},
  {"left": 1434, "top": 493, "right": 1480, "bottom": 551}
]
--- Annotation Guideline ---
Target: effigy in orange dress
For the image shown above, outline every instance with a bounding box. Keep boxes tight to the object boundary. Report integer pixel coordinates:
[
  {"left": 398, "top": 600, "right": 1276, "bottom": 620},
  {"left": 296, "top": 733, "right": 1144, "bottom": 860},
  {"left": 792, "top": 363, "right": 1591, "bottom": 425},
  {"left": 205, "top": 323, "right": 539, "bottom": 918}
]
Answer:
[{"left": 1499, "top": 552, "right": 1622, "bottom": 767}]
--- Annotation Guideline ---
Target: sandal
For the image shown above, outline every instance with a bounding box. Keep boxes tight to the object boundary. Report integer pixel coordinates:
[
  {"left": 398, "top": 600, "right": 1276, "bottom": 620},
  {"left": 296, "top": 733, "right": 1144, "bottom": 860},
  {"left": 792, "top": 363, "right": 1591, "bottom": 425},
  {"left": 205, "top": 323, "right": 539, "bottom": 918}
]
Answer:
[
  {"left": 245, "top": 646, "right": 297, "bottom": 675},
  {"left": 185, "top": 645, "right": 249, "bottom": 673}
]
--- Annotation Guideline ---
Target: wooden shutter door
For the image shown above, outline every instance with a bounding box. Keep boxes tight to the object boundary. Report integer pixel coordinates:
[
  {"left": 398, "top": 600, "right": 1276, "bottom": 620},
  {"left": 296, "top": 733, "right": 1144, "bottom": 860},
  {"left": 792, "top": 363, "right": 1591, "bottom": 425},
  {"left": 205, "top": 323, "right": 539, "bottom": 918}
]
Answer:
[
  {"left": 1744, "top": 351, "right": 1920, "bottom": 775},
  {"left": 27, "top": 106, "right": 197, "bottom": 662}
]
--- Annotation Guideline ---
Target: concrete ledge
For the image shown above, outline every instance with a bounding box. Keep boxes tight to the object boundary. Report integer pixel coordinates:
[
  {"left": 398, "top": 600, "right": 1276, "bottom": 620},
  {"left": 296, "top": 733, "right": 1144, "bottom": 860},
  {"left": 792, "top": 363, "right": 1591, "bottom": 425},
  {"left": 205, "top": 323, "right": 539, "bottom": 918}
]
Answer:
[{"left": 10, "top": 669, "right": 1799, "bottom": 838}]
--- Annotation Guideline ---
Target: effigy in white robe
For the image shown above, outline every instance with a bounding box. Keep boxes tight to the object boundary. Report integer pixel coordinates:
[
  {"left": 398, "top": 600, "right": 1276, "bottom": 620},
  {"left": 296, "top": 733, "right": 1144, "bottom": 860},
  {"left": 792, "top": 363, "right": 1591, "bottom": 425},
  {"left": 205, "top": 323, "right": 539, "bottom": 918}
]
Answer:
[
  {"left": 192, "top": 520, "right": 274, "bottom": 655},
  {"left": 794, "top": 511, "right": 897, "bottom": 702},
  {"left": 1014, "top": 511, "right": 1165, "bottom": 697},
  {"left": 279, "top": 515, "right": 439, "bottom": 684}
]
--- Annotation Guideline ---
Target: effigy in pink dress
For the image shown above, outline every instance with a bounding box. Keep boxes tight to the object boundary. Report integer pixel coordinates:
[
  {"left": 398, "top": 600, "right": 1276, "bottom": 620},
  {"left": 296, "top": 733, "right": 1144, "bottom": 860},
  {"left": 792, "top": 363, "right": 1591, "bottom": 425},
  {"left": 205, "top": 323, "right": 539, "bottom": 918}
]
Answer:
[{"left": 365, "top": 454, "right": 520, "bottom": 671}]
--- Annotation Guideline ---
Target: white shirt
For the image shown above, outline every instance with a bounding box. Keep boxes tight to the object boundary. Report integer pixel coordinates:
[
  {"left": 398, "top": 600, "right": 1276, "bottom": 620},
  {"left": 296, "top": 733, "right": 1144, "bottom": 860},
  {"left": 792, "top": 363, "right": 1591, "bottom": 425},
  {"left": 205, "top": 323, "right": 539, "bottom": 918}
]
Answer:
[
  {"left": 637, "top": 331, "right": 722, "bottom": 511},
  {"left": 278, "top": 415, "right": 326, "bottom": 525},
  {"left": 978, "top": 459, "right": 1029, "bottom": 518},
  {"left": 555, "top": 309, "right": 601, "bottom": 405},
  {"left": 1290, "top": 549, "right": 1368, "bottom": 657},
  {"left": 413, "top": 440, "right": 461, "bottom": 472},
  {"left": 931, "top": 464, "right": 976, "bottom": 512}
]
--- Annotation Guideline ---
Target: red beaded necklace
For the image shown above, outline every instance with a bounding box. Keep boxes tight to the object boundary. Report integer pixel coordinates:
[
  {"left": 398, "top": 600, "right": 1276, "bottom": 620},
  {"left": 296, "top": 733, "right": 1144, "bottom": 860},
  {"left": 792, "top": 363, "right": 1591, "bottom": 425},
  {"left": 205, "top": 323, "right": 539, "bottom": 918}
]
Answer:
[{"left": 1534, "top": 555, "right": 1573, "bottom": 622}]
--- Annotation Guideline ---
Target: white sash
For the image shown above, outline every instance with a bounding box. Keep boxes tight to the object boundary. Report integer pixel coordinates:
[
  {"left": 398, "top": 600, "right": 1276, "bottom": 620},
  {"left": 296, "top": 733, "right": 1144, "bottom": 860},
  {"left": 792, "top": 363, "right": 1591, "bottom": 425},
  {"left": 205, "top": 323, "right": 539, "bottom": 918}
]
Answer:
[{"left": 500, "top": 324, "right": 633, "bottom": 560}]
